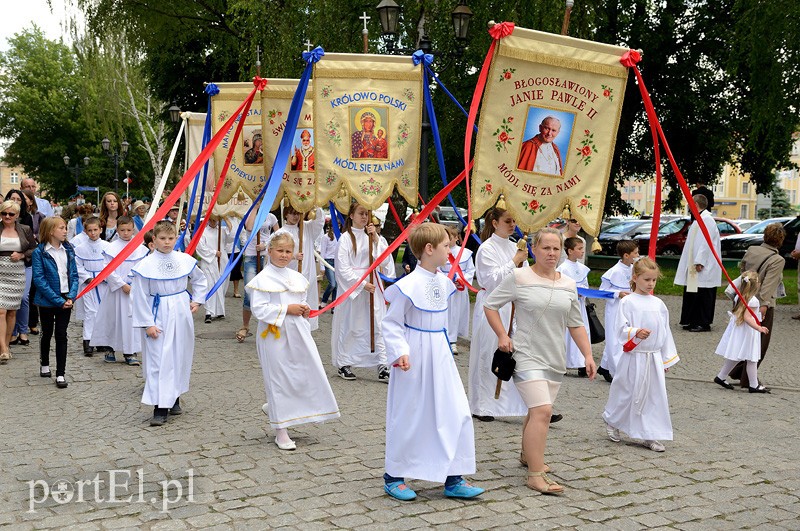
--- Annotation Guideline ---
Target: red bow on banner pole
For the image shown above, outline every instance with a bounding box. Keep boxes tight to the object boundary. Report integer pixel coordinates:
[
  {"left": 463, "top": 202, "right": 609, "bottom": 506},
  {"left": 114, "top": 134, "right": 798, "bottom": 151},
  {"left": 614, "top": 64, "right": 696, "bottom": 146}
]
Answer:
[
  {"left": 76, "top": 85, "right": 261, "bottom": 300},
  {"left": 621, "top": 50, "right": 759, "bottom": 325}
]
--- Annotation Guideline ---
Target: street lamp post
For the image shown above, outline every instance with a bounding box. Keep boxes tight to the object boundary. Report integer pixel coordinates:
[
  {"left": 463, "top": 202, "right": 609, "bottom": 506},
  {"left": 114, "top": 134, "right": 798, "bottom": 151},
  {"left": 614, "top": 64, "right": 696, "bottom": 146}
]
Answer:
[
  {"left": 376, "top": 0, "right": 473, "bottom": 202},
  {"left": 63, "top": 154, "right": 91, "bottom": 193},
  {"left": 101, "top": 137, "right": 129, "bottom": 193}
]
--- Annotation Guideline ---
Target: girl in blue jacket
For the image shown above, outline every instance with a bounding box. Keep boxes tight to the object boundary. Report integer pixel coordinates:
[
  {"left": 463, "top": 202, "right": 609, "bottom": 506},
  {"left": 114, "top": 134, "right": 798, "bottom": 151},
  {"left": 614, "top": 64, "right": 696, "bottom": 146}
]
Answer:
[{"left": 32, "top": 216, "right": 79, "bottom": 388}]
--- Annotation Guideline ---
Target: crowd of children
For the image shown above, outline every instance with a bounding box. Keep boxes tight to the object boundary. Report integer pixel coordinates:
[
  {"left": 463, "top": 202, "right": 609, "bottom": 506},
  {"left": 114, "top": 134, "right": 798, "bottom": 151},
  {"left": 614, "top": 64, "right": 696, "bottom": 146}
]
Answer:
[{"left": 23, "top": 199, "right": 779, "bottom": 501}]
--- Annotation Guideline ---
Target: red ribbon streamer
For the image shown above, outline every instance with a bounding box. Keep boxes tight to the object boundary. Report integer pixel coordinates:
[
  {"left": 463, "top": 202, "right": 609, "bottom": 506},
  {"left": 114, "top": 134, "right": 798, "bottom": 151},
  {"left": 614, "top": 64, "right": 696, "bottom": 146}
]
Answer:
[
  {"left": 76, "top": 87, "right": 260, "bottom": 300},
  {"left": 309, "top": 161, "right": 474, "bottom": 318},
  {"left": 185, "top": 77, "right": 267, "bottom": 256},
  {"left": 624, "top": 55, "right": 758, "bottom": 324}
]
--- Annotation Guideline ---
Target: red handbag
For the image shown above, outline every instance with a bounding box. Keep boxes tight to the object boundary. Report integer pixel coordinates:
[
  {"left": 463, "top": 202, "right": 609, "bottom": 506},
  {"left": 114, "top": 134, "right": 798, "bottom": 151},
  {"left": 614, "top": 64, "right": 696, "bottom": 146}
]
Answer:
[{"left": 622, "top": 333, "right": 641, "bottom": 352}]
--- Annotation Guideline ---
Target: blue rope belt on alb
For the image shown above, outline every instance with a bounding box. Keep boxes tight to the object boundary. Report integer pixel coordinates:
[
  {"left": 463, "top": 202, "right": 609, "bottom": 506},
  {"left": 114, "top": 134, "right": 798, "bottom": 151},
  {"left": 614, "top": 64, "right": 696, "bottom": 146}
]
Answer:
[
  {"left": 404, "top": 323, "right": 455, "bottom": 356},
  {"left": 150, "top": 290, "right": 189, "bottom": 321}
]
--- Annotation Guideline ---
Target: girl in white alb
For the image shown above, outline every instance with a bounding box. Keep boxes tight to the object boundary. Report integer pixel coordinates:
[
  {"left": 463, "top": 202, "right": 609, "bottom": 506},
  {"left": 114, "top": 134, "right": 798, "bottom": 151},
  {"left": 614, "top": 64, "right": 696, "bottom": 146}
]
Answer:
[
  {"left": 438, "top": 228, "right": 474, "bottom": 354},
  {"left": 247, "top": 232, "right": 340, "bottom": 451},
  {"left": 603, "top": 258, "right": 679, "bottom": 452},
  {"left": 273, "top": 205, "right": 325, "bottom": 330},
  {"left": 713, "top": 271, "right": 770, "bottom": 393},
  {"left": 467, "top": 208, "right": 529, "bottom": 420},
  {"left": 330, "top": 204, "right": 395, "bottom": 381}
]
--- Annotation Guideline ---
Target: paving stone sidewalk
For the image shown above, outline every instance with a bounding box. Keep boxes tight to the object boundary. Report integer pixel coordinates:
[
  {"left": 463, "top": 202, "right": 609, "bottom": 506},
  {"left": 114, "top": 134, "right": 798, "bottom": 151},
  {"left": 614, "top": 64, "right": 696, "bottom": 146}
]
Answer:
[{"left": 1, "top": 291, "right": 798, "bottom": 529}]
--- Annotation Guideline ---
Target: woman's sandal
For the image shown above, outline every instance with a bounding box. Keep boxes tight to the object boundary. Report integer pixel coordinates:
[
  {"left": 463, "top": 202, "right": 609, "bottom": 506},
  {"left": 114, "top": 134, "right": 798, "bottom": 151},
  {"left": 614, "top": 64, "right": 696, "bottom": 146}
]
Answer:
[
  {"left": 236, "top": 327, "right": 249, "bottom": 343},
  {"left": 519, "top": 452, "right": 550, "bottom": 473},
  {"left": 527, "top": 471, "right": 564, "bottom": 496}
]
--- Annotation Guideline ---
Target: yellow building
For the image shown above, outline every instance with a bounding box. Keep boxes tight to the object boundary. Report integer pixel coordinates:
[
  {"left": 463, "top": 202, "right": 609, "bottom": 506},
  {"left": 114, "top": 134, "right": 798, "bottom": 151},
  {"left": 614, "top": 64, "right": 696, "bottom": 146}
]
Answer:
[
  {"left": 0, "top": 161, "right": 30, "bottom": 197},
  {"left": 775, "top": 132, "right": 800, "bottom": 209},
  {"left": 708, "top": 164, "right": 759, "bottom": 220}
]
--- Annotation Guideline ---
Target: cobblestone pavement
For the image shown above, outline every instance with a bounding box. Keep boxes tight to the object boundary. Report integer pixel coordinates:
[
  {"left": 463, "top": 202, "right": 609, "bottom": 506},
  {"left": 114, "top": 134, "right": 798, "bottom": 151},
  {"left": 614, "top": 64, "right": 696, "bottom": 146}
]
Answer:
[{"left": 1, "top": 289, "right": 799, "bottom": 529}]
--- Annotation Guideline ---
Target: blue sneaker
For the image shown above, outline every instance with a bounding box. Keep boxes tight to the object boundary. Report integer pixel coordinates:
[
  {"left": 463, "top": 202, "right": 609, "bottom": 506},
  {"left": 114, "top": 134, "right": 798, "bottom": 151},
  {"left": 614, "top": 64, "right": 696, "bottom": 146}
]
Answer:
[
  {"left": 444, "top": 479, "right": 485, "bottom": 499},
  {"left": 384, "top": 481, "right": 417, "bottom": 501},
  {"left": 104, "top": 353, "right": 117, "bottom": 363}
]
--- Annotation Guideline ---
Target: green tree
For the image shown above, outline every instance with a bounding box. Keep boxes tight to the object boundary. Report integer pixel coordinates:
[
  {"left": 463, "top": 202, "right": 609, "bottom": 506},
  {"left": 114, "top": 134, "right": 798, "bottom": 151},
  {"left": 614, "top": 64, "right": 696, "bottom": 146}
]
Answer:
[{"left": 757, "top": 184, "right": 796, "bottom": 218}]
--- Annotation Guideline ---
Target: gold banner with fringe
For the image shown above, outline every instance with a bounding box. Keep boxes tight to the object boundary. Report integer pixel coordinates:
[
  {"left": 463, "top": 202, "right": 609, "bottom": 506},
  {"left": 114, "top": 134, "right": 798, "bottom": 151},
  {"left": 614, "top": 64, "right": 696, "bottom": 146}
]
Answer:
[
  {"left": 471, "top": 28, "right": 630, "bottom": 235},
  {"left": 313, "top": 53, "right": 422, "bottom": 211}
]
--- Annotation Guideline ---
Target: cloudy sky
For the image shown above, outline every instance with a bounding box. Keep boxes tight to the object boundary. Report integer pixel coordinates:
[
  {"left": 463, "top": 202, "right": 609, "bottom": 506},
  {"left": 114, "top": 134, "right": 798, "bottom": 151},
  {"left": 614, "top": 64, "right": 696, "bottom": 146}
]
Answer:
[{"left": 0, "top": 0, "right": 80, "bottom": 52}]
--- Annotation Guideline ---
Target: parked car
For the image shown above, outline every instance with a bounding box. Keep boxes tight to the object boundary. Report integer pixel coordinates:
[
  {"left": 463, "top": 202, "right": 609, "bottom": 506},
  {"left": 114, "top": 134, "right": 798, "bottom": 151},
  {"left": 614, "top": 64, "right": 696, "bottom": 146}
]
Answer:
[
  {"left": 437, "top": 206, "right": 469, "bottom": 230},
  {"left": 634, "top": 217, "right": 741, "bottom": 256},
  {"left": 596, "top": 219, "right": 653, "bottom": 255},
  {"left": 721, "top": 216, "right": 800, "bottom": 263},
  {"left": 733, "top": 219, "right": 760, "bottom": 232}
]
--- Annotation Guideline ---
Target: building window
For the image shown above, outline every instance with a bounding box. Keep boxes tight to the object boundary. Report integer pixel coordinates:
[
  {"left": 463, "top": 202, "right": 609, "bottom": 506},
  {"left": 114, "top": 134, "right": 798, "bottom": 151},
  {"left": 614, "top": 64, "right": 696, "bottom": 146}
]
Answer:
[
  {"left": 740, "top": 204, "right": 748, "bottom": 219},
  {"left": 10, "top": 172, "right": 19, "bottom": 184},
  {"left": 790, "top": 190, "right": 797, "bottom": 205},
  {"left": 741, "top": 182, "right": 750, "bottom": 195}
]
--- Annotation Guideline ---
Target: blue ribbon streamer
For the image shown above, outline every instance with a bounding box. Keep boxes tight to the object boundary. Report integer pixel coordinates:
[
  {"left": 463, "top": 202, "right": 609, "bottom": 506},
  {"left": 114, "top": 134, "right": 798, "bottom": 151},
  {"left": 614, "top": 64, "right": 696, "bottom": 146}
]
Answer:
[
  {"left": 206, "top": 47, "right": 325, "bottom": 298},
  {"left": 75, "top": 216, "right": 83, "bottom": 236},
  {"left": 328, "top": 202, "right": 341, "bottom": 240},
  {"left": 422, "top": 61, "right": 533, "bottom": 258},
  {"left": 378, "top": 271, "right": 405, "bottom": 284},
  {"left": 177, "top": 84, "right": 217, "bottom": 251},
  {"left": 577, "top": 287, "right": 615, "bottom": 299}
]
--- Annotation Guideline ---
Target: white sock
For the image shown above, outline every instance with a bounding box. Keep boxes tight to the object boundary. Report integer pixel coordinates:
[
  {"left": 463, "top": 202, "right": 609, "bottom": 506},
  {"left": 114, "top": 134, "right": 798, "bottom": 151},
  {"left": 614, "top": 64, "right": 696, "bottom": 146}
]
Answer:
[
  {"left": 275, "top": 428, "right": 292, "bottom": 444},
  {"left": 41, "top": 365, "right": 50, "bottom": 372},
  {"left": 745, "top": 361, "right": 759, "bottom": 388},
  {"left": 56, "top": 376, "right": 65, "bottom": 382},
  {"left": 717, "top": 359, "right": 738, "bottom": 381}
]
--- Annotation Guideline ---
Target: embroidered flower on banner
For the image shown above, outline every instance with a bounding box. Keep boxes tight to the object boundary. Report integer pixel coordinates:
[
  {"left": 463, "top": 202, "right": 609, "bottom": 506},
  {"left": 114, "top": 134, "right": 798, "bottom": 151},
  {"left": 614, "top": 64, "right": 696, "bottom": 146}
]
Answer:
[
  {"left": 479, "top": 179, "right": 493, "bottom": 196},
  {"left": 320, "top": 84, "right": 333, "bottom": 99},
  {"left": 325, "top": 119, "right": 342, "bottom": 146},
  {"left": 601, "top": 84, "right": 614, "bottom": 102},
  {"left": 400, "top": 172, "right": 411, "bottom": 188},
  {"left": 499, "top": 68, "right": 516, "bottom": 82},
  {"left": 578, "top": 195, "right": 593, "bottom": 211},
  {"left": 295, "top": 190, "right": 311, "bottom": 202},
  {"left": 396, "top": 122, "right": 410, "bottom": 147},
  {"left": 223, "top": 179, "right": 232, "bottom": 189},
  {"left": 493, "top": 116, "right": 515, "bottom": 152},
  {"left": 325, "top": 170, "right": 338, "bottom": 186},
  {"left": 403, "top": 88, "right": 415, "bottom": 102},
  {"left": 267, "top": 109, "right": 279, "bottom": 124},
  {"left": 576, "top": 130, "right": 597, "bottom": 166},
  {"left": 360, "top": 177, "right": 382, "bottom": 197},
  {"left": 218, "top": 110, "right": 230, "bottom": 122},
  {"left": 521, "top": 199, "right": 546, "bottom": 215}
]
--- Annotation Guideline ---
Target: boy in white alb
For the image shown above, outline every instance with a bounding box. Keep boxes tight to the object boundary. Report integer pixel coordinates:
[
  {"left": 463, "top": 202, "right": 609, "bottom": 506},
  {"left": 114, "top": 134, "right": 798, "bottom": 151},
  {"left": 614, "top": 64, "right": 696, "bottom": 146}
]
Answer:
[
  {"left": 90, "top": 216, "right": 149, "bottom": 365},
  {"left": 557, "top": 237, "right": 591, "bottom": 376},
  {"left": 596, "top": 240, "right": 638, "bottom": 382},
  {"left": 131, "top": 221, "right": 207, "bottom": 426},
  {"left": 73, "top": 217, "right": 110, "bottom": 357},
  {"left": 439, "top": 226, "right": 474, "bottom": 354},
  {"left": 273, "top": 205, "right": 324, "bottom": 330},
  {"left": 247, "top": 232, "right": 340, "bottom": 451},
  {"left": 196, "top": 215, "right": 230, "bottom": 323},
  {"left": 381, "top": 223, "right": 484, "bottom": 501}
]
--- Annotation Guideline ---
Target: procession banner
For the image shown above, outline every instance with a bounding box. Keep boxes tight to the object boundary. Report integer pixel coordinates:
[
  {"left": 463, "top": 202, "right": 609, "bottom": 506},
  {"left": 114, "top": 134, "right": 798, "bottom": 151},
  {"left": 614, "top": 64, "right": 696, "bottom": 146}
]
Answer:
[
  {"left": 471, "top": 27, "right": 629, "bottom": 234},
  {"left": 313, "top": 53, "right": 422, "bottom": 210},
  {"left": 259, "top": 79, "right": 316, "bottom": 212},
  {"left": 211, "top": 82, "right": 265, "bottom": 204},
  {"left": 185, "top": 110, "right": 253, "bottom": 218}
]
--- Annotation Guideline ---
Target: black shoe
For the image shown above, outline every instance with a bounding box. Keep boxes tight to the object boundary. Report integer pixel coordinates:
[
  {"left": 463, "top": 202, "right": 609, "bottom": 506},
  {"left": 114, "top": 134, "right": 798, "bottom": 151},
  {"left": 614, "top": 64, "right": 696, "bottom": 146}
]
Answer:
[
  {"left": 18, "top": 338, "right": 30, "bottom": 346},
  {"left": 472, "top": 414, "right": 495, "bottom": 422},
  {"left": 687, "top": 325, "right": 711, "bottom": 332},
  {"left": 337, "top": 366, "right": 356, "bottom": 380},
  {"left": 9, "top": 337, "right": 20, "bottom": 345},
  {"left": 29, "top": 327, "right": 39, "bottom": 335},
  {"left": 170, "top": 398, "right": 183, "bottom": 415},
  {"left": 378, "top": 365, "right": 390, "bottom": 382},
  {"left": 714, "top": 376, "right": 734, "bottom": 390},
  {"left": 83, "top": 340, "right": 94, "bottom": 356},
  {"left": 40, "top": 367, "right": 51, "bottom": 378},
  {"left": 150, "top": 407, "right": 169, "bottom": 426},
  {"left": 577, "top": 367, "right": 588, "bottom": 378},
  {"left": 681, "top": 324, "right": 691, "bottom": 330},
  {"left": 550, "top": 414, "right": 563, "bottom": 424},
  {"left": 597, "top": 366, "right": 613, "bottom": 383},
  {"left": 205, "top": 315, "right": 212, "bottom": 324},
  {"left": 748, "top": 385, "right": 771, "bottom": 394},
  {"left": 55, "top": 376, "right": 68, "bottom": 389}
]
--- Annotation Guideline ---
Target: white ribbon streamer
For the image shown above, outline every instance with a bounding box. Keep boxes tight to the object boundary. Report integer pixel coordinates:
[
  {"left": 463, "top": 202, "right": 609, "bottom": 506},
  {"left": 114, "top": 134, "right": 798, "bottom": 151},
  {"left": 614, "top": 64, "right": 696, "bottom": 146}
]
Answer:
[{"left": 146, "top": 115, "right": 186, "bottom": 223}]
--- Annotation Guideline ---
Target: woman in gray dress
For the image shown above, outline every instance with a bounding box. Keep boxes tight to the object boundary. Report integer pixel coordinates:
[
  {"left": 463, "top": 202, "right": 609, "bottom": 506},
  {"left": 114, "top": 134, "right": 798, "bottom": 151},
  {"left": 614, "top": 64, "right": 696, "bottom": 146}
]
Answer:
[
  {"left": 0, "top": 200, "right": 37, "bottom": 362},
  {"left": 484, "top": 227, "right": 596, "bottom": 495}
]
